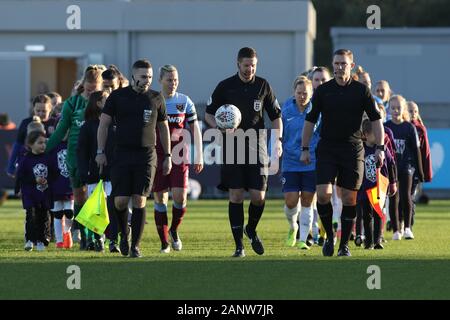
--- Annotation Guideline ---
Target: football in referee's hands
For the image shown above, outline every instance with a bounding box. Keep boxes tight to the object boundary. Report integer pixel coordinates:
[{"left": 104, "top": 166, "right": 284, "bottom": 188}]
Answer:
[{"left": 215, "top": 104, "right": 241, "bottom": 130}]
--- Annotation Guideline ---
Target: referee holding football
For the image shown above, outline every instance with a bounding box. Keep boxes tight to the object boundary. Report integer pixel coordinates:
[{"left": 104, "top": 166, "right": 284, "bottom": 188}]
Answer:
[
  {"left": 96, "top": 59, "right": 172, "bottom": 258},
  {"left": 301, "top": 49, "right": 384, "bottom": 257},
  {"left": 205, "top": 47, "right": 282, "bottom": 257}
]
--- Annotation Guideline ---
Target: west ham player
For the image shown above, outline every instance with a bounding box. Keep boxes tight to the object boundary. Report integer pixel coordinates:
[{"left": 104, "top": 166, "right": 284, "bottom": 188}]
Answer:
[{"left": 152, "top": 65, "right": 204, "bottom": 253}]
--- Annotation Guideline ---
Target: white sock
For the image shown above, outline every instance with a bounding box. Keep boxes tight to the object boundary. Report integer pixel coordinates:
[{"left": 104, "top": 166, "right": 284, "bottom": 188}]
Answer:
[
  {"left": 332, "top": 187, "right": 342, "bottom": 226},
  {"left": 54, "top": 218, "right": 63, "bottom": 243},
  {"left": 284, "top": 205, "right": 298, "bottom": 230},
  {"left": 64, "top": 217, "right": 73, "bottom": 233},
  {"left": 384, "top": 197, "right": 390, "bottom": 222},
  {"left": 299, "top": 206, "right": 313, "bottom": 242},
  {"left": 312, "top": 209, "right": 320, "bottom": 238}
]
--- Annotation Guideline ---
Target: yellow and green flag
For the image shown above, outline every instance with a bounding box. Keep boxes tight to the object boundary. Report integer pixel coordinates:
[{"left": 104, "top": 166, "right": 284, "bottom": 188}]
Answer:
[{"left": 75, "top": 180, "right": 110, "bottom": 234}]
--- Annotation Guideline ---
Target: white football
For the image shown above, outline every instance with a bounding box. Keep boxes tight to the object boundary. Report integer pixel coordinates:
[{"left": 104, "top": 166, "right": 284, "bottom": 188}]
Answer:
[{"left": 214, "top": 104, "right": 242, "bottom": 129}]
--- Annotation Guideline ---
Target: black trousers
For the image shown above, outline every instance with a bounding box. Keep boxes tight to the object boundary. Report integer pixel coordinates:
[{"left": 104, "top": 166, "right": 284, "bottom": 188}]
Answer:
[
  {"left": 25, "top": 207, "right": 51, "bottom": 244},
  {"left": 355, "top": 203, "right": 364, "bottom": 237},
  {"left": 390, "top": 171, "right": 414, "bottom": 230},
  {"left": 361, "top": 199, "right": 382, "bottom": 245}
]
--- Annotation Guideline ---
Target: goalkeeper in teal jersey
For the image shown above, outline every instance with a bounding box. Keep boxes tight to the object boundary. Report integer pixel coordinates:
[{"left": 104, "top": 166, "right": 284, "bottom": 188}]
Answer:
[{"left": 46, "top": 65, "right": 103, "bottom": 250}]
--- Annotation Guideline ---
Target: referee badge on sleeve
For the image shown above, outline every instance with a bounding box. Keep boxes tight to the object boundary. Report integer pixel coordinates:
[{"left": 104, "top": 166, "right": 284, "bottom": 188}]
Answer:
[
  {"left": 254, "top": 100, "right": 262, "bottom": 112},
  {"left": 143, "top": 109, "right": 152, "bottom": 123}
]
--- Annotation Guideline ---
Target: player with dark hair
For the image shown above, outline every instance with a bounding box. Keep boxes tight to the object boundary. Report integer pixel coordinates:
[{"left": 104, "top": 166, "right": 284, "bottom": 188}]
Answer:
[
  {"left": 102, "top": 65, "right": 129, "bottom": 92},
  {"left": 359, "top": 119, "right": 397, "bottom": 249},
  {"left": 77, "top": 90, "right": 120, "bottom": 252},
  {"left": 308, "top": 66, "right": 331, "bottom": 90},
  {"left": 301, "top": 49, "right": 385, "bottom": 257},
  {"left": 96, "top": 59, "right": 171, "bottom": 258},
  {"left": 205, "top": 47, "right": 282, "bottom": 257},
  {"left": 7, "top": 94, "right": 57, "bottom": 178},
  {"left": 16, "top": 131, "right": 54, "bottom": 251}
]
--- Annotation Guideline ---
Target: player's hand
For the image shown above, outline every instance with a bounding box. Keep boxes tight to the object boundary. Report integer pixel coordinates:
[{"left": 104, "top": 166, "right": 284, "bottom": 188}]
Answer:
[
  {"left": 375, "top": 149, "right": 385, "bottom": 167},
  {"left": 95, "top": 154, "right": 107, "bottom": 175},
  {"left": 388, "top": 182, "right": 397, "bottom": 196},
  {"left": 274, "top": 139, "right": 283, "bottom": 158},
  {"left": 300, "top": 150, "right": 310, "bottom": 164},
  {"left": 193, "top": 162, "right": 204, "bottom": 174},
  {"left": 163, "top": 157, "right": 172, "bottom": 176},
  {"left": 418, "top": 172, "right": 425, "bottom": 183},
  {"left": 6, "top": 172, "right": 15, "bottom": 179}
]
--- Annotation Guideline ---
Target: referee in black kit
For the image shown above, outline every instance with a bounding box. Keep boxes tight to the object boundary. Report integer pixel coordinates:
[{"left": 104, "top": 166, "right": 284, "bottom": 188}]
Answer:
[
  {"left": 205, "top": 47, "right": 283, "bottom": 258},
  {"left": 301, "top": 49, "right": 385, "bottom": 257},
  {"left": 96, "top": 59, "right": 172, "bottom": 258}
]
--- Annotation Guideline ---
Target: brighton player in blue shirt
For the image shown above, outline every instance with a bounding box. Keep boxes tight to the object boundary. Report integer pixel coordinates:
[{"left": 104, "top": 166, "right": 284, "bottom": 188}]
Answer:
[{"left": 281, "top": 76, "right": 320, "bottom": 250}]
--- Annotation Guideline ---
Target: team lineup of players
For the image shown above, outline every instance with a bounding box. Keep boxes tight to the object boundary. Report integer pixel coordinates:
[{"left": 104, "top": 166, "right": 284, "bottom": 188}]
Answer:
[{"left": 8, "top": 47, "right": 432, "bottom": 257}]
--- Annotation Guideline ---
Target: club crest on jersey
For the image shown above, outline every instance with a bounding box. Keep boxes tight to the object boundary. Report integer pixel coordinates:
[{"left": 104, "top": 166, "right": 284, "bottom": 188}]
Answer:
[
  {"left": 254, "top": 100, "right": 262, "bottom": 112},
  {"left": 365, "top": 154, "right": 377, "bottom": 183},
  {"left": 143, "top": 109, "right": 152, "bottom": 123},
  {"left": 33, "top": 163, "right": 48, "bottom": 192},
  {"left": 57, "top": 149, "right": 70, "bottom": 178},
  {"left": 176, "top": 104, "right": 185, "bottom": 112}
]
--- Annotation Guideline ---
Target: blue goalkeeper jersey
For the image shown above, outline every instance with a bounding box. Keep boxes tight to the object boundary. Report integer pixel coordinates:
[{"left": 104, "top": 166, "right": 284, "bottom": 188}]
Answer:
[{"left": 281, "top": 98, "right": 320, "bottom": 172}]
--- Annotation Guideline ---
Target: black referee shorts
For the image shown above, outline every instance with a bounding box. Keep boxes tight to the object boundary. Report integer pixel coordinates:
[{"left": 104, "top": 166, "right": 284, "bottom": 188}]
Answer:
[
  {"left": 218, "top": 163, "right": 268, "bottom": 192},
  {"left": 315, "top": 140, "right": 364, "bottom": 191},
  {"left": 110, "top": 150, "right": 157, "bottom": 197}
]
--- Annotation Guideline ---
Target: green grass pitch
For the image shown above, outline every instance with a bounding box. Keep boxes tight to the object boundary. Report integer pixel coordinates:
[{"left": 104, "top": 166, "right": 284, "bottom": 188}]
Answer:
[{"left": 0, "top": 199, "right": 449, "bottom": 300}]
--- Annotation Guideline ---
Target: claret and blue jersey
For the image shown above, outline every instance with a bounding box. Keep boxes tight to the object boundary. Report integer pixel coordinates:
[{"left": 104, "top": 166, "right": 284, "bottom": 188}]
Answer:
[
  {"left": 281, "top": 98, "right": 320, "bottom": 172},
  {"left": 156, "top": 92, "right": 197, "bottom": 156}
]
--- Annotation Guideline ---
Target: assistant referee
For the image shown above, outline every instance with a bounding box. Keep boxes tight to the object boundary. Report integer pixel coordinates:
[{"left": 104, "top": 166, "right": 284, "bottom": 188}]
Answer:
[
  {"left": 96, "top": 59, "right": 172, "bottom": 258},
  {"left": 205, "top": 47, "right": 283, "bottom": 258},
  {"left": 301, "top": 49, "right": 385, "bottom": 257}
]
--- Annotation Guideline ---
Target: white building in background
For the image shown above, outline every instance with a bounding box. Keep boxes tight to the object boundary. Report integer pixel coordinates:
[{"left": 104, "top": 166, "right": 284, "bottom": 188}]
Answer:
[
  {"left": 0, "top": 0, "right": 316, "bottom": 124},
  {"left": 331, "top": 27, "right": 450, "bottom": 128}
]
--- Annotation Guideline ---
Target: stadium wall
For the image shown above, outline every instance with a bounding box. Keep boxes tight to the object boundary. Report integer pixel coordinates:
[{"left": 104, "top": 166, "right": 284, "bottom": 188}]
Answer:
[
  {"left": 0, "top": 0, "right": 316, "bottom": 124},
  {"left": 331, "top": 27, "right": 450, "bottom": 128}
]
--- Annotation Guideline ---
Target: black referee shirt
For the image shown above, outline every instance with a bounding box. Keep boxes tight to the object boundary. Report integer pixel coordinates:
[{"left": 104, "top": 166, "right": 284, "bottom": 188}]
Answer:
[
  {"left": 103, "top": 86, "right": 167, "bottom": 149},
  {"left": 206, "top": 73, "right": 281, "bottom": 164},
  {"left": 305, "top": 78, "right": 380, "bottom": 144},
  {"left": 205, "top": 73, "right": 281, "bottom": 130}
]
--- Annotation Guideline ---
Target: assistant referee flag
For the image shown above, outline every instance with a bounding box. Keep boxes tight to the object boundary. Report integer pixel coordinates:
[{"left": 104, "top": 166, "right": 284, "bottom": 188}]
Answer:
[
  {"left": 75, "top": 180, "right": 110, "bottom": 234},
  {"left": 366, "top": 169, "right": 389, "bottom": 222}
]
